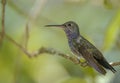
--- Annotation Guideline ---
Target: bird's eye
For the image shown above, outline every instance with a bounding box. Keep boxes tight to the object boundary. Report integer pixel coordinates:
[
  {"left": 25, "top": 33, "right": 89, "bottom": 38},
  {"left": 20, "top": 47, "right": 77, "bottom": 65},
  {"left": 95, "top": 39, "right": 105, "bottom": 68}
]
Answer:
[{"left": 67, "top": 23, "right": 72, "bottom": 26}]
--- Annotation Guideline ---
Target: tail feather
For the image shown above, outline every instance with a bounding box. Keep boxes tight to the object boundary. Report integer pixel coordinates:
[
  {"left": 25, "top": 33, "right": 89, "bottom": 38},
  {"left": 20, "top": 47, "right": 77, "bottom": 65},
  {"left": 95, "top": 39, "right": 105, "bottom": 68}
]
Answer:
[
  {"left": 95, "top": 58, "right": 116, "bottom": 73},
  {"left": 100, "top": 60, "right": 116, "bottom": 73},
  {"left": 87, "top": 59, "right": 106, "bottom": 75}
]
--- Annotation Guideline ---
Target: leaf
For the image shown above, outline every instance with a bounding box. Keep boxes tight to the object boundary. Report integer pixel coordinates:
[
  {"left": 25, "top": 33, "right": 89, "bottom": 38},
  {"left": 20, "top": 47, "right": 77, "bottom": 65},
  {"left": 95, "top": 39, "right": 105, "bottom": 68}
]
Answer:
[{"left": 102, "top": 9, "right": 120, "bottom": 51}]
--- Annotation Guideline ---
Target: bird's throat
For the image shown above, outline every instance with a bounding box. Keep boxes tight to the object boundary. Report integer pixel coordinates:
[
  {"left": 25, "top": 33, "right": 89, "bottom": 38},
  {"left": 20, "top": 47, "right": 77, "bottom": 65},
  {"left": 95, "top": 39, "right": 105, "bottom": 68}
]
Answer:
[{"left": 65, "top": 29, "right": 79, "bottom": 40}]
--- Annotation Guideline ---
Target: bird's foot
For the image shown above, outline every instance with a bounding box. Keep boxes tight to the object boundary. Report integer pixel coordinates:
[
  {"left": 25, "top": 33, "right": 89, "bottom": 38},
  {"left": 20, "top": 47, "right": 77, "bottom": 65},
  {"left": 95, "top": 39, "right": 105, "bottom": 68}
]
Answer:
[
  {"left": 74, "top": 58, "right": 88, "bottom": 67},
  {"left": 80, "top": 61, "right": 88, "bottom": 67},
  {"left": 73, "top": 58, "right": 81, "bottom": 64}
]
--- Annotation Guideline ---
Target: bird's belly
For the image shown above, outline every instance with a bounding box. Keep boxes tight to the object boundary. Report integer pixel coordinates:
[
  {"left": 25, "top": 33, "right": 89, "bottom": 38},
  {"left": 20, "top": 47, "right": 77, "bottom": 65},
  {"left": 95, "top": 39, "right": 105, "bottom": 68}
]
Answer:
[
  {"left": 71, "top": 48, "right": 83, "bottom": 58},
  {"left": 69, "top": 44, "right": 83, "bottom": 59}
]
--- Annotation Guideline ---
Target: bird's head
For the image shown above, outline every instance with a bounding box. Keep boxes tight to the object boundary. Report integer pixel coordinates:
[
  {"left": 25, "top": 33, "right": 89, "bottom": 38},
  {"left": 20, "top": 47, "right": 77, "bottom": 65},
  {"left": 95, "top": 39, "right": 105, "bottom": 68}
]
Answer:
[{"left": 45, "top": 21, "right": 80, "bottom": 39}]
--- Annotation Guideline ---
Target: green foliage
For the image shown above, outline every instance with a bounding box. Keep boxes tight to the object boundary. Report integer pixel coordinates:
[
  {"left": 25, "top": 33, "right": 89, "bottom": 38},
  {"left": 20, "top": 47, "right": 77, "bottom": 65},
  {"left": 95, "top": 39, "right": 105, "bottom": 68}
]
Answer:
[{"left": 103, "top": 10, "right": 120, "bottom": 51}]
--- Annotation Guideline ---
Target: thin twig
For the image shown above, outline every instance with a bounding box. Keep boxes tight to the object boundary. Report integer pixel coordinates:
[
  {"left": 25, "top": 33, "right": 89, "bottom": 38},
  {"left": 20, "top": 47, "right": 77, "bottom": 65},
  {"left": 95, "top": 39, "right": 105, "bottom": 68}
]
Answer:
[
  {"left": 3, "top": 32, "right": 79, "bottom": 63},
  {"left": 33, "top": 47, "right": 80, "bottom": 64},
  {"left": 110, "top": 62, "right": 120, "bottom": 66},
  {"left": 24, "top": 0, "right": 47, "bottom": 49},
  {"left": 1, "top": 32, "right": 120, "bottom": 67},
  {"left": 24, "top": 23, "right": 29, "bottom": 49},
  {"left": 0, "top": 0, "right": 6, "bottom": 43},
  {"left": 3, "top": 33, "right": 32, "bottom": 57}
]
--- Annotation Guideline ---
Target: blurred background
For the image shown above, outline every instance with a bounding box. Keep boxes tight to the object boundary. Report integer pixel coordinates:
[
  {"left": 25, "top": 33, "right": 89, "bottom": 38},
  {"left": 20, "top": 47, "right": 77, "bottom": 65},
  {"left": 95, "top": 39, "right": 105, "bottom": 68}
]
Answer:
[{"left": 0, "top": 0, "right": 120, "bottom": 83}]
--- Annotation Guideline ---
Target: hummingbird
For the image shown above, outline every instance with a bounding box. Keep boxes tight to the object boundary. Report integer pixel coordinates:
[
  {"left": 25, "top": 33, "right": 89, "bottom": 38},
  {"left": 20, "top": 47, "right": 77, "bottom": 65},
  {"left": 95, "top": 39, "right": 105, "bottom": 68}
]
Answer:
[{"left": 45, "top": 21, "right": 116, "bottom": 75}]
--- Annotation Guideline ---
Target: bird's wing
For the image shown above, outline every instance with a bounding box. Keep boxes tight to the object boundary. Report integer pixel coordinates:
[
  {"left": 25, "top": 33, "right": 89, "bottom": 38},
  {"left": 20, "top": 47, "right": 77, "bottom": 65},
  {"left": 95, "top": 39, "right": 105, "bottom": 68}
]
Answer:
[
  {"left": 74, "top": 36, "right": 106, "bottom": 75},
  {"left": 80, "top": 36, "right": 116, "bottom": 73}
]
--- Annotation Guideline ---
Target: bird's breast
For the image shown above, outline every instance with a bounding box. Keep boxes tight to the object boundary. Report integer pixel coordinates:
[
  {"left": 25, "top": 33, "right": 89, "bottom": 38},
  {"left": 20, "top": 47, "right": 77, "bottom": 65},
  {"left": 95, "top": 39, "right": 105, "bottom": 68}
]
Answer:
[{"left": 68, "top": 39, "right": 82, "bottom": 57}]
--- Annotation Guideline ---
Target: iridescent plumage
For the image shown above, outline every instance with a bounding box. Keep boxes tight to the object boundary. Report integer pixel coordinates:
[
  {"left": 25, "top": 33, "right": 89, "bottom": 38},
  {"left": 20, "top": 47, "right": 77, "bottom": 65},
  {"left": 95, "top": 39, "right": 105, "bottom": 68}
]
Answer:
[{"left": 45, "top": 21, "right": 116, "bottom": 75}]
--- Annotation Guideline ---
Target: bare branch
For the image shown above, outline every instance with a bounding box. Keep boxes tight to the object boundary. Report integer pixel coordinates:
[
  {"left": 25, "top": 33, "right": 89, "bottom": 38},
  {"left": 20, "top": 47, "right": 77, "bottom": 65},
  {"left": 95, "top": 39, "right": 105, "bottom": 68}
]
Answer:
[
  {"left": 32, "top": 47, "right": 80, "bottom": 64},
  {"left": 28, "top": 0, "right": 47, "bottom": 20},
  {"left": 110, "top": 62, "right": 120, "bottom": 66},
  {"left": 3, "top": 33, "right": 32, "bottom": 57},
  {"left": 1, "top": 32, "right": 120, "bottom": 67},
  {"left": 1, "top": 32, "right": 80, "bottom": 63},
  {"left": 31, "top": 47, "right": 120, "bottom": 67},
  {"left": 24, "top": 23, "right": 29, "bottom": 49},
  {"left": 0, "top": 0, "right": 6, "bottom": 43},
  {"left": 24, "top": 0, "right": 47, "bottom": 49}
]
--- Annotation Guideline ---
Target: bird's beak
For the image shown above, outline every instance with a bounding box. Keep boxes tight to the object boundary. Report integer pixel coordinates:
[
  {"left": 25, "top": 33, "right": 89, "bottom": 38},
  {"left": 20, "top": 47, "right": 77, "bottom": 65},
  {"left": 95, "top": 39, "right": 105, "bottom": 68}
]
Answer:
[{"left": 45, "top": 24, "right": 65, "bottom": 28}]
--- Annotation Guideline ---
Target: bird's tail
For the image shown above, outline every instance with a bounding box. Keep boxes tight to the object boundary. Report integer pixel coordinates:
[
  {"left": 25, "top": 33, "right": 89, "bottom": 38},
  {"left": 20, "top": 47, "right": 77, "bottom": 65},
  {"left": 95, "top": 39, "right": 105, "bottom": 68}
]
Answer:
[
  {"left": 87, "top": 59, "right": 107, "bottom": 75},
  {"left": 97, "top": 59, "right": 116, "bottom": 73}
]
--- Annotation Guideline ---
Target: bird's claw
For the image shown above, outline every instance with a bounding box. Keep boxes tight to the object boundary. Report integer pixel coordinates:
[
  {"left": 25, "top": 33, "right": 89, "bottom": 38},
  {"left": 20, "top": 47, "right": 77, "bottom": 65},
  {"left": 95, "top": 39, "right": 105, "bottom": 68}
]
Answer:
[
  {"left": 74, "top": 58, "right": 88, "bottom": 67},
  {"left": 80, "top": 61, "right": 88, "bottom": 67}
]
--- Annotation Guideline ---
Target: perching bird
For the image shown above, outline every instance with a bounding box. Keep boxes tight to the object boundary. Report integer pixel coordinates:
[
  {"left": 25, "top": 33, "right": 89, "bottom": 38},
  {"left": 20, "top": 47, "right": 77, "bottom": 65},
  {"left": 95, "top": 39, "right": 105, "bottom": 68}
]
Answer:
[{"left": 45, "top": 21, "right": 116, "bottom": 75}]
